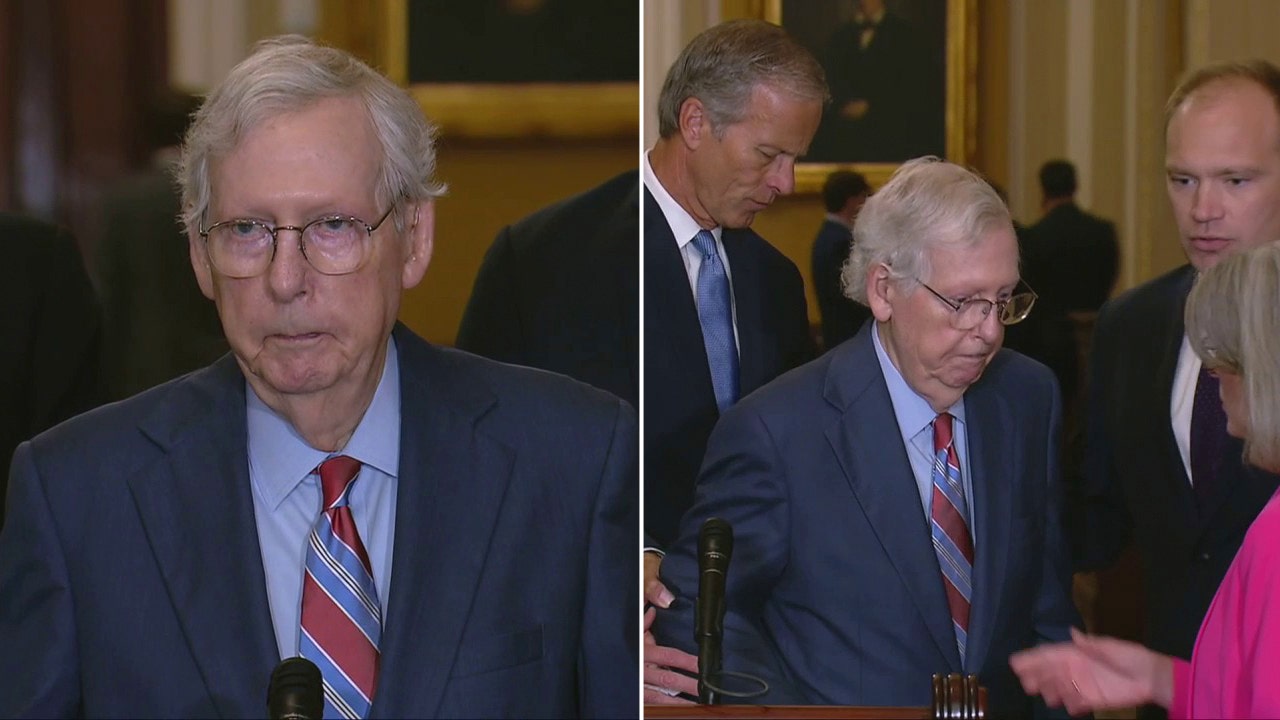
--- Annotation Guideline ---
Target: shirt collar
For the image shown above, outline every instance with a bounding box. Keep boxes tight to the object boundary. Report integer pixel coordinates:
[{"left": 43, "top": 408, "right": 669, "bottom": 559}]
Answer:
[
  {"left": 643, "top": 148, "right": 721, "bottom": 250},
  {"left": 248, "top": 336, "right": 402, "bottom": 509},
  {"left": 871, "top": 321, "right": 966, "bottom": 440}
]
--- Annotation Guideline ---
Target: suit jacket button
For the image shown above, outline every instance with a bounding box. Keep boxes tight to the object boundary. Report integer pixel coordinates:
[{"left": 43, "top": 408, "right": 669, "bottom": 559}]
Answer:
[{"left": 1199, "top": 552, "right": 1210, "bottom": 561}]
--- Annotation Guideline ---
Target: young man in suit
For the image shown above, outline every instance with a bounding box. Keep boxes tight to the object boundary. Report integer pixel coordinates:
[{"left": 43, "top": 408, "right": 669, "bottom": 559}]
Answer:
[
  {"left": 1, "top": 214, "right": 101, "bottom": 522},
  {"left": 456, "top": 169, "right": 638, "bottom": 408},
  {"left": 811, "top": 170, "right": 872, "bottom": 351},
  {"left": 653, "top": 158, "right": 1079, "bottom": 717},
  {"left": 0, "top": 36, "right": 636, "bottom": 719},
  {"left": 1075, "top": 60, "right": 1280, "bottom": 720}
]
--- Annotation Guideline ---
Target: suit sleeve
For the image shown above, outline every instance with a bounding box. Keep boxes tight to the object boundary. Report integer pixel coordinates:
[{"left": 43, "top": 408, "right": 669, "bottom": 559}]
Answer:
[
  {"left": 577, "top": 400, "right": 639, "bottom": 719},
  {"left": 652, "top": 404, "right": 806, "bottom": 705},
  {"left": 456, "top": 226, "right": 523, "bottom": 360},
  {"left": 1071, "top": 301, "right": 1133, "bottom": 571},
  {"left": 0, "top": 444, "right": 80, "bottom": 718}
]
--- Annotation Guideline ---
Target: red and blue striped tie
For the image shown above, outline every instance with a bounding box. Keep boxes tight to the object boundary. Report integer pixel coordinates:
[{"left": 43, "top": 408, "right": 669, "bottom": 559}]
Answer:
[
  {"left": 300, "top": 455, "right": 381, "bottom": 719},
  {"left": 931, "top": 413, "right": 974, "bottom": 662}
]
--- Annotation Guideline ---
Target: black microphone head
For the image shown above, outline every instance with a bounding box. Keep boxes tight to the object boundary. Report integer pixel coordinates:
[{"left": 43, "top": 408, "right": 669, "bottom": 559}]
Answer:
[
  {"left": 698, "top": 517, "right": 734, "bottom": 567},
  {"left": 268, "top": 657, "right": 323, "bottom": 720}
]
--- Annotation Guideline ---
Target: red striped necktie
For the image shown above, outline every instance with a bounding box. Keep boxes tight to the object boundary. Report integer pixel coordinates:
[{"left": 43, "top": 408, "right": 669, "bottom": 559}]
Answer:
[
  {"left": 299, "top": 455, "right": 381, "bottom": 719},
  {"left": 931, "top": 413, "right": 974, "bottom": 662}
]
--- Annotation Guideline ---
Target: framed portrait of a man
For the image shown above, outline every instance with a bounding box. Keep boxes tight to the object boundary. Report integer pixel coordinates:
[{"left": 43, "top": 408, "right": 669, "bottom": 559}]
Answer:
[
  {"left": 727, "top": 0, "right": 976, "bottom": 191},
  {"left": 372, "top": 0, "right": 639, "bottom": 140}
]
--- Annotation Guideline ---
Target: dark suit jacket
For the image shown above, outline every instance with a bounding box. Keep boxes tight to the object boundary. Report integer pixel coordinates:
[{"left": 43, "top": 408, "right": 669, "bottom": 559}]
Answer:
[
  {"left": 457, "top": 170, "right": 638, "bottom": 407},
  {"left": 1, "top": 214, "right": 101, "bottom": 521},
  {"left": 810, "top": 218, "right": 871, "bottom": 351},
  {"left": 95, "top": 166, "right": 227, "bottom": 401},
  {"left": 1076, "top": 265, "right": 1280, "bottom": 660},
  {"left": 1014, "top": 203, "right": 1118, "bottom": 403},
  {"left": 0, "top": 325, "right": 638, "bottom": 718},
  {"left": 644, "top": 189, "right": 812, "bottom": 547},
  {"left": 654, "top": 325, "right": 1078, "bottom": 717}
]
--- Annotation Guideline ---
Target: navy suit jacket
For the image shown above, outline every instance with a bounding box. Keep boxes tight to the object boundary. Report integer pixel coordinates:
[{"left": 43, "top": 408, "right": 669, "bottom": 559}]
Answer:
[
  {"left": 654, "top": 325, "right": 1078, "bottom": 717},
  {"left": 457, "top": 170, "right": 638, "bottom": 407},
  {"left": 644, "top": 189, "right": 813, "bottom": 547},
  {"left": 0, "top": 325, "right": 637, "bottom": 718},
  {"left": 1076, "top": 265, "right": 1280, "bottom": 659}
]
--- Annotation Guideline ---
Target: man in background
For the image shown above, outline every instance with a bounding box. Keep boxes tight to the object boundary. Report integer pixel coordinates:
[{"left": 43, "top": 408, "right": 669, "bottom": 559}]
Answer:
[
  {"left": 457, "top": 169, "right": 638, "bottom": 407},
  {"left": 94, "top": 89, "right": 227, "bottom": 401},
  {"left": 1075, "top": 60, "right": 1280, "bottom": 720},
  {"left": 0, "top": 214, "right": 100, "bottom": 522},
  {"left": 642, "top": 18, "right": 824, "bottom": 704},
  {"left": 644, "top": 18, "right": 823, "bottom": 551},
  {"left": 1018, "top": 159, "right": 1118, "bottom": 409},
  {"left": 0, "top": 36, "right": 636, "bottom": 718},
  {"left": 811, "top": 169, "right": 872, "bottom": 351}
]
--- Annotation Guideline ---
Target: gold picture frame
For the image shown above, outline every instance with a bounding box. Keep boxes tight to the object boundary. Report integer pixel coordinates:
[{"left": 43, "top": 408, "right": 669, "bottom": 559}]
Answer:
[
  {"left": 724, "top": 0, "right": 977, "bottom": 192},
  {"left": 373, "top": 0, "right": 638, "bottom": 140}
]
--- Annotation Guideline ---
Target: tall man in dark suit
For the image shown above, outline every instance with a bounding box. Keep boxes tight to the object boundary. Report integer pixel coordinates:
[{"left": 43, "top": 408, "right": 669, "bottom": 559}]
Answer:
[
  {"left": 1018, "top": 159, "right": 1118, "bottom": 408},
  {"left": 456, "top": 169, "right": 638, "bottom": 407},
  {"left": 0, "top": 36, "right": 636, "bottom": 719},
  {"left": 642, "top": 21, "right": 823, "bottom": 703},
  {"left": 653, "top": 158, "right": 1079, "bottom": 716},
  {"left": 811, "top": 170, "right": 872, "bottom": 351},
  {"left": 1075, "top": 60, "right": 1280, "bottom": 720},
  {"left": 1, "top": 214, "right": 101, "bottom": 521},
  {"left": 644, "top": 18, "right": 823, "bottom": 552}
]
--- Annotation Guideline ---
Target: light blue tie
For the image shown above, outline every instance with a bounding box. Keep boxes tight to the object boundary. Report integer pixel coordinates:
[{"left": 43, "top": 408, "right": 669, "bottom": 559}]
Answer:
[{"left": 692, "top": 230, "right": 739, "bottom": 412}]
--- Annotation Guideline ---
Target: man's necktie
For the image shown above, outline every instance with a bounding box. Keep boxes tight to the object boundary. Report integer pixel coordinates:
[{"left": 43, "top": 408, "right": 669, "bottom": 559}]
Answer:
[
  {"left": 1190, "top": 366, "right": 1228, "bottom": 512},
  {"left": 692, "top": 230, "right": 739, "bottom": 412},
  {"left": 300, "top": 455, "right": 381, "bottom": 719},
  {"left": 931, "top": 413, "right": 974, "bottom": 662}
]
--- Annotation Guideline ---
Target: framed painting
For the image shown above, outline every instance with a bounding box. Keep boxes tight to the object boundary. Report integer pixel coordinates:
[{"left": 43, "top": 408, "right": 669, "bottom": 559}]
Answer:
[
  {"left": 724, "top": 0, "right": 976, "bottom": 192},
  {"left": 373, "top": 0, "right": 639, "bottom": 140}
]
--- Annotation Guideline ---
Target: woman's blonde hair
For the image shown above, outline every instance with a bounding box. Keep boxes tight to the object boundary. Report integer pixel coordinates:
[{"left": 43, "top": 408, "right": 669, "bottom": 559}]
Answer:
[{"left": 1186, "top": 241, "right": 1280, "bottom": 470}]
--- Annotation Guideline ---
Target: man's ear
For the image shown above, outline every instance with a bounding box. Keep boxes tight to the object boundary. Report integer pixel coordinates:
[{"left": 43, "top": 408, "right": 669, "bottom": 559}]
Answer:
[
  {"left": 866, "top": 263, "right": 895, "bottom": 322},
  {"left": 189, "top": 230, "right": 216, "bottom": 300},
  {"left": 400, "top": 199, "right": 434, "bottom": 289},
  {"left": 678, "top": 97, "right": 709, "bottom": 150}
]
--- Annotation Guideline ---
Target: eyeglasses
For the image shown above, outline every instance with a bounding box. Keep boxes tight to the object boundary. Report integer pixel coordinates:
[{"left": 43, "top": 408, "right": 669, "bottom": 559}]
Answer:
[
  {"left": 916, "top": 278, "right": 1037, "bottom": 330},
  {"left": 198, "top": 203, "right": 397, "bottom": 278}
]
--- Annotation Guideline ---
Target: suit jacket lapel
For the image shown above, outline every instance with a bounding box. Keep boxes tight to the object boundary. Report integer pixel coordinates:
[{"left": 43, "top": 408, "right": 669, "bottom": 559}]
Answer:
[
  {"left": 822, "top": 328, "right": 960, "bottom": 668},
  {"left": 959, "top": 377, "right": 1014, "bottom": 673},
  {"left": 127, "top": 356, "right": 278, "bottom": 718},
  {"left": 723, "top": 229, "right": 766, "bottom": 395},
  {"left": 372, "top": 329, "right": 515, "bottom": 717}
]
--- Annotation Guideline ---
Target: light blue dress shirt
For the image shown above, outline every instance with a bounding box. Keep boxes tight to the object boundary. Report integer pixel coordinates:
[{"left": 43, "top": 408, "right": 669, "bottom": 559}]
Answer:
[
  {"left": 248, "top": 338, "right": 401, "bottom": 660},
  {"left": 871, "top": 324, "right": 976, "bottom": 529}
]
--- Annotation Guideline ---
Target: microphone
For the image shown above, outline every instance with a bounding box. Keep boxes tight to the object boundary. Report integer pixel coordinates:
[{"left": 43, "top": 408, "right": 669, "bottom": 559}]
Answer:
[
  {"left": 267, "top": 657, "right": 323, "bottom": 720},
  {"left": 695, "top": 517, "right": 734, "bottom": 704}
]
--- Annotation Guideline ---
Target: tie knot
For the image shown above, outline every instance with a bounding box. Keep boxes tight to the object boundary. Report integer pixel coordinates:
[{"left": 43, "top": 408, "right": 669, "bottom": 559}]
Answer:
[
  {"left": 932, "top": 412, "right": 954, "bottom": 452},
  {"left": 317, "top": 454, "right": 362, "bottom": 509},
  {"left": 692, "top": 230, "right": 718, "bottom": 260}
]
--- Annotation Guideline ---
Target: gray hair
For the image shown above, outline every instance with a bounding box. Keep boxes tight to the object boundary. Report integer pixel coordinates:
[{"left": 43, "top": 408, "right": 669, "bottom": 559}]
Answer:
[
  {"left": 656, "top": 19, "right": 828, "bottom": 139},
  {"left": 1186, "top": 241, "right": 1280, "bottom": 470},
  {"left": 178, "top": 35, "right": 447, "bottom": 237},
  {"left": 842, "top": 157, "right": 1013, "bottom": 305}
]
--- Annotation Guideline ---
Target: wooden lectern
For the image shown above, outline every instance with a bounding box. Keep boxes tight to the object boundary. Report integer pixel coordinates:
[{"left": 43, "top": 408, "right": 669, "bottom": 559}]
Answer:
[{"left": 645, "top": 673, "right": 986, "bottom": 719}]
